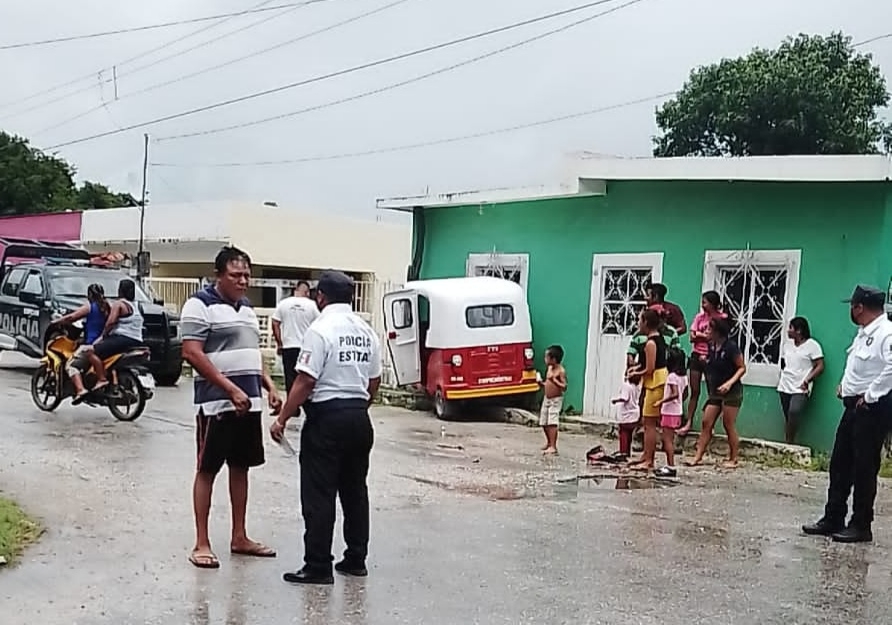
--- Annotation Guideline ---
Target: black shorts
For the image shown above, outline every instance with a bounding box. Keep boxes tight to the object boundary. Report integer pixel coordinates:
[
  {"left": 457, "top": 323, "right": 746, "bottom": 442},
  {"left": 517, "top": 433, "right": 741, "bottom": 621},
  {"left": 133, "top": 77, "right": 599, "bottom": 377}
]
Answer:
[
  {"left": 689, "top": 352, "right": 707, "bottom": 374},
  {"left": 282, "top": 348, "right": 301, "bottom": 391},
  {"left": 195, "top": 410, "right": 265, "bottom": 474},
  {"left": 704, "top": 387, "right": 744, "bottom": 409},
  {"left": 93, "top": 335, "right": 143, "bottom": 360},
  {"left": 281, "top": 348, "right": 303, "bottom": 418}
]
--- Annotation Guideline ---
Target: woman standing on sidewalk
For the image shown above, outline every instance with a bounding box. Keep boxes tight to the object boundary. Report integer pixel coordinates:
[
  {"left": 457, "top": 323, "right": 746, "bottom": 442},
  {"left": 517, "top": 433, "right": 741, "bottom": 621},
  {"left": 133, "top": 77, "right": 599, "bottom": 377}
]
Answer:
[
  {"left": 686, "top": 317, "right": 746, "bottom": 469},
  {"left": 678, "top": 291, "right": 725, "bottom": 437},
  {"left": 628, "top": 309, "right": 669, "bottom": 472},
  {"left": 777, "top": 317, "right": 824, "bottom": 444}
]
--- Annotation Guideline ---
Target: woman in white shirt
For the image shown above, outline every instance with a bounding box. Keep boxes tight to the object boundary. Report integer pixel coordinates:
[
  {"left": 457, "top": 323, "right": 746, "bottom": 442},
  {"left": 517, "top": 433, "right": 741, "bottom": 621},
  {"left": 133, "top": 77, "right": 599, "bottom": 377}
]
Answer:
[{"left": 777, "top": 317, "right": 825, "bottom": 444}]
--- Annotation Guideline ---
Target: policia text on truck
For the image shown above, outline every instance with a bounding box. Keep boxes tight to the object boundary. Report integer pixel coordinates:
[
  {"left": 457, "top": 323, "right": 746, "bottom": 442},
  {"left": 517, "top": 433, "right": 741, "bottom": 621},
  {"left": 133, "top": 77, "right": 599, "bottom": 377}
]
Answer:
[{"left": 0, "top": 238, "right": 183, "bottom": 386}]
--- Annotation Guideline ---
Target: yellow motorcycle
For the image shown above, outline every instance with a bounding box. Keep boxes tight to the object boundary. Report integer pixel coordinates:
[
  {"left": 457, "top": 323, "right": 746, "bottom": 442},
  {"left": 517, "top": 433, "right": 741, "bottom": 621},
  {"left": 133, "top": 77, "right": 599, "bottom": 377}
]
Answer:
[{"left": 30, "top": 324, "right": 155, "bottom": 421}]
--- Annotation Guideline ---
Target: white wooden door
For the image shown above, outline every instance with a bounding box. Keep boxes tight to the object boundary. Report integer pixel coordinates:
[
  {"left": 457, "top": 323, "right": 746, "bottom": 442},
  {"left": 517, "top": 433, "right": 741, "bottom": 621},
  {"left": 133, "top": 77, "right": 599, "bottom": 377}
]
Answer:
[
  {"left": 583, "top": 253, "right": 663, "bottom": 421},
  {"left": 383, "top": 290, "right": 422, "bottom": 386}
]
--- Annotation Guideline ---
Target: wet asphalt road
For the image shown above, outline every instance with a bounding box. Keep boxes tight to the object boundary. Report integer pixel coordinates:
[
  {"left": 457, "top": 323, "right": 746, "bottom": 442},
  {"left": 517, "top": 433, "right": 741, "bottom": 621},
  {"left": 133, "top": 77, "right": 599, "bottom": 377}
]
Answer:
[{"left": 2, "top": 354, "right": 892, "bottom": 624}]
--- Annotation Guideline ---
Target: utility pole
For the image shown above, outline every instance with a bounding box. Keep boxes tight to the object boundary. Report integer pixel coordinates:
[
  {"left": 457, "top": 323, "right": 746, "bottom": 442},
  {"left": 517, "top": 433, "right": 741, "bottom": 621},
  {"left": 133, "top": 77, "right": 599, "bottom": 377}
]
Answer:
[
  {"left": 138, "top": 133, "right": 149, "bottom": 255},
  {"left": 137, "top": 133, "right": 150, "bottom": 283}
]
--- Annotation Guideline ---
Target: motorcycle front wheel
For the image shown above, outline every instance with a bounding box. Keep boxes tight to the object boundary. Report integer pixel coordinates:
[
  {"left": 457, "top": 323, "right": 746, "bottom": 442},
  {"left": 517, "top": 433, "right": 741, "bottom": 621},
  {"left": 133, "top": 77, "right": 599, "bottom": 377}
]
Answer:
[
  {"left": 31, "top": 364, "right": 63, "bottom": 412},
  {"left": 108, "top": 369, "right": 147, "bottom": 422}
]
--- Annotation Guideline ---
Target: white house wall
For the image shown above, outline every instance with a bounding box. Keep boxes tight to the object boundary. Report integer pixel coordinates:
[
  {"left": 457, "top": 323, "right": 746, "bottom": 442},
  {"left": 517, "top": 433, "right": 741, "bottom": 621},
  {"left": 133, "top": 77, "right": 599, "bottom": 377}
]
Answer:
[
  {"left": 80, "top": 201, "right": 233, "bottom": 243},
  {"left": 77, "top": 201, "right": 411, "bottom": 285},
  {"left": 228, "top": 206, "right": 411, "bottom": 284}
]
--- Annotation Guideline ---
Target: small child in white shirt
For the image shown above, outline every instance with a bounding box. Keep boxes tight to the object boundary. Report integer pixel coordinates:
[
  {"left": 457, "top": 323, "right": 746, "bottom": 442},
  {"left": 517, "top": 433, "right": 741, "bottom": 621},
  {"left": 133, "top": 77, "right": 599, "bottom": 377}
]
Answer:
[{"left": 611, "top": 374, "right": 641, "bottom": 458}]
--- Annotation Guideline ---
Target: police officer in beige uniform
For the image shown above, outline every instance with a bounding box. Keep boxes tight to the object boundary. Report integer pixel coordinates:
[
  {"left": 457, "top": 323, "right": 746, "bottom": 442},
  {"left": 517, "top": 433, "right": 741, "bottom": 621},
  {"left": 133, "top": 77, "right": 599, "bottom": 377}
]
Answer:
[
  {"left": 270, "top": 270, "right": 381, "bottom": 584},
  {"left": 803, "top": 285, "right": 892, "bottom": 543}
]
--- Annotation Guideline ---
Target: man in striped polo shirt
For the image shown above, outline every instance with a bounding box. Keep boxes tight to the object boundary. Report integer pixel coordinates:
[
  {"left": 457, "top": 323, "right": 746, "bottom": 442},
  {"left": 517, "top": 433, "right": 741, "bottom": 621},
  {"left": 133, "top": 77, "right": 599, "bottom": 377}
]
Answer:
[{"left": 181, "top": 245, "right": 283, "bottom": 570}]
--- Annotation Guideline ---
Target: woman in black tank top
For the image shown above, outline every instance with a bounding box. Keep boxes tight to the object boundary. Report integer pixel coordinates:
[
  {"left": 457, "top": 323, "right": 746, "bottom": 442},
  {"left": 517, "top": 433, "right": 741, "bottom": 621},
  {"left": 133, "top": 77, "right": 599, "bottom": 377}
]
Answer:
[{"left": 628, "top": 309, "right": 670, "bottom": 471}]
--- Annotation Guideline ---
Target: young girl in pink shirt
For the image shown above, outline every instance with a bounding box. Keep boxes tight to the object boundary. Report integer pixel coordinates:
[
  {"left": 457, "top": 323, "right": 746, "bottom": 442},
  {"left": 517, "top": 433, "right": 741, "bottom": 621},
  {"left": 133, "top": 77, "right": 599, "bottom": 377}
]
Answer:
[
  {"left": 678, "top": 291, "right": 725, "bottom": 437},
  {"left": 654, "top": 351, "right": 688, "bottom": 477}
]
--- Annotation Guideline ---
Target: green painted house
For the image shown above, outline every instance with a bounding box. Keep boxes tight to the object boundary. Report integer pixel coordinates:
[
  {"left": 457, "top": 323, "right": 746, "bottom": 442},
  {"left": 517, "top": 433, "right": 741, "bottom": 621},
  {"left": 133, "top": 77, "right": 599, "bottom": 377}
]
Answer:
[{"left": 378, "top": 154, "right": 892, "bottom": 452}]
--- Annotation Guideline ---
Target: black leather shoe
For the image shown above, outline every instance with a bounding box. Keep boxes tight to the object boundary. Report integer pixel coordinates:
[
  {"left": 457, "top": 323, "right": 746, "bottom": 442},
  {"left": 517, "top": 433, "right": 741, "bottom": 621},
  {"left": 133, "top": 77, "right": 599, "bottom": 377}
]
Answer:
[
  {"left": 831, "top": 526, "right": 873, "bottom": 544},
  {"left": 802, "top": 518, "right": 843, "bottom": 536},
  {"left": 283, "top": 568, "right": 334, "bottom": 585},
  {"left": 335, "top": 560, "right": 368, "bottom": 577}
]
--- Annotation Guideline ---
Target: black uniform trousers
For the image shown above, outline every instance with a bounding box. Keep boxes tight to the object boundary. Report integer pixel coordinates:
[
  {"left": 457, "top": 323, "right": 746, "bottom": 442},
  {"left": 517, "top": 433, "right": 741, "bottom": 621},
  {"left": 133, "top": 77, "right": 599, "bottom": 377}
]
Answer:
[
  {"left": 281, "top": 348, "right": 302, "bottom": 418},
  {"left": 825, "top": 395, "right": 892, "bottom": 529},
  {"left": 300, "top": 398, "right": 374, "bottom": 574}
]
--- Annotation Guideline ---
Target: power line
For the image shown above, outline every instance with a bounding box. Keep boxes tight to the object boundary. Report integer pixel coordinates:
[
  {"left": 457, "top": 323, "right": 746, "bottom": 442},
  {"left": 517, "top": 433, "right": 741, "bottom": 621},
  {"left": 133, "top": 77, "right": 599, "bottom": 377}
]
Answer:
[
  {"left": 148, "top": 31, "right": 892, "bottom": 166},
  {"left": 35, "top": 0, "right": 415, "bottom": 137},
  {"left": 150, "top": 92, "right": 675, "bottom": 167},
  {"left": 118, "top": 0, "right": 328, "bottom": 87},
  {"left": 0, "top": 1, "right": 335, "bottom": 51},
  {"left": 127, "top": 0, "right": 416, "bottom": 99},
  {"left": 45, "top": 0, "right": 631, "bottom": 150},
  {"left": 158, "top": 0, "right": 645, "bottom": 141},
  {"left": 854, "top": 32, "right": 892, "bottom": 47},
  {"left": 0, "top": 0, "right": 324, "bottom": 115}
]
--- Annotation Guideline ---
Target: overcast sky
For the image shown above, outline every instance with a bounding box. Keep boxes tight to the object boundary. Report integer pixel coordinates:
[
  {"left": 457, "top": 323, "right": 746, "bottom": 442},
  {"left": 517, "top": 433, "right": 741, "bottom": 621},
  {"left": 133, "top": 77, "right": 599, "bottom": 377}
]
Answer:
[{"left": 2, "top": 0, "right": 891, "bottom": 222}]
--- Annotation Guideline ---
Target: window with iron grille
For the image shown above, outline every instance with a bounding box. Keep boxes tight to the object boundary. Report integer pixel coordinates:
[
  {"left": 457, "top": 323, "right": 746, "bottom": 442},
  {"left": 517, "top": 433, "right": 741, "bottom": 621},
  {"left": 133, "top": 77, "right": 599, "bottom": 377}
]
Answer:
[
  {"left": 466, "top": 252, "right": 529, "bottom": 293},
  {"left": 702, "top": 250, "right": 801, "bottom": 387}
]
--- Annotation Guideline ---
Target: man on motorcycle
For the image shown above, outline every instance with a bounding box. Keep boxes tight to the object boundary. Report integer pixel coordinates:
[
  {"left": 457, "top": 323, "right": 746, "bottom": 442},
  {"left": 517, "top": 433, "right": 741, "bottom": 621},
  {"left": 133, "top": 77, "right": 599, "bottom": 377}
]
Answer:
[
  {"left": 52, "top": 283, "right": 110, "bottom": 403},
  {"left": 86, "top": 279, "right": 145, "bottom": 393}
]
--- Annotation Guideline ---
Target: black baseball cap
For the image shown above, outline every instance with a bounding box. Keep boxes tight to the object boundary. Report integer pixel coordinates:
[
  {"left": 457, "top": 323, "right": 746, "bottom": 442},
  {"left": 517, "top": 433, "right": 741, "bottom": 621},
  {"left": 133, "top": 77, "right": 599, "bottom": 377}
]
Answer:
[
  {"left": 843, "top": 284, "right": 886, "bottom": 308},
  {"left": 316, "top": 270, "right": 355, "bottom": 301}
]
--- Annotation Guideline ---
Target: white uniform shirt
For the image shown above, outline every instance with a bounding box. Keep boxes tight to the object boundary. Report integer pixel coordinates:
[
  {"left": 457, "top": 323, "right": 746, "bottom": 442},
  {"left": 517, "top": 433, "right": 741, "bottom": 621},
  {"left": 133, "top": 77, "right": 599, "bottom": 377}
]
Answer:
[
  {"left": 296, "top": 303, "right": 383, "bottom": 402},
  {"left": 272, "top": 296, "right": 319, "bottom": 349},
  {"left": 840, "top": 314, "right": 892, "bottom": 404},
  {"left": 777, "top": 338, "right": 824, "bottom": 395}
]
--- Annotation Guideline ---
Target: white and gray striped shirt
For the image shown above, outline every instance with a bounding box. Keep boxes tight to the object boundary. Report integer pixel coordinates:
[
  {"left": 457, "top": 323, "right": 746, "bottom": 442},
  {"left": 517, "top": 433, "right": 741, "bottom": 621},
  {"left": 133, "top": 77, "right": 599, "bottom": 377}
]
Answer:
[{"left": 180, "top": 286, "right": 263, "bottom": 416}]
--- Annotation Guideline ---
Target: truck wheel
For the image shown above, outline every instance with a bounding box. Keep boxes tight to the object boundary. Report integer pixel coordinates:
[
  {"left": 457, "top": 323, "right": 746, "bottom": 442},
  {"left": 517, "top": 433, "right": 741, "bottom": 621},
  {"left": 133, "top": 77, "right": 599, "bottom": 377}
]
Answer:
[
  {"left": 521, "top": 390, "right": 540, "bottom": 412},
  {"left": 433, "top": 388, "right": 453, "bottom": 421},
  {"left": 154, "top": 371, "right": 181, "bottom": 387}
]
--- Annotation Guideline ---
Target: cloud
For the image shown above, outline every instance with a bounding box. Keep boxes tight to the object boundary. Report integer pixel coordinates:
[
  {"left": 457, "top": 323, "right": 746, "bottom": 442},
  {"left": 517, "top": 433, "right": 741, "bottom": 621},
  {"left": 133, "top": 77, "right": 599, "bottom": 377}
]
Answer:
[{"left": 2, "top": 0, "right": 890, "bottom": 218}]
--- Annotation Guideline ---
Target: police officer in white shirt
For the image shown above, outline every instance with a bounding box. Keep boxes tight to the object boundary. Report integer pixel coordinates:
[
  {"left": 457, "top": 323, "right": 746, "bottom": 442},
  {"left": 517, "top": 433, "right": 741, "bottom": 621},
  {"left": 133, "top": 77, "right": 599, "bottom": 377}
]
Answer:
[
  {"left": 271, "top": 280, "right": 319, "bottom": 417},
  {"left": 803, "top": 285, "right": 892, "bottom": 543},
  {"left": 270, "top": 270, "right": 382, "bottom": 585}
]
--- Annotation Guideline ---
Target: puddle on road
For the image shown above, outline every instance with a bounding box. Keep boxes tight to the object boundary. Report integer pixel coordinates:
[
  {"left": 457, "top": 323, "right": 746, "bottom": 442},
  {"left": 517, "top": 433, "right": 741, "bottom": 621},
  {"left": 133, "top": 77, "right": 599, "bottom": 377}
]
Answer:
[
  {"left": 396, "top": 474, "right": 526, "bottom": 500},
  {"left": 397, "top": 471, "right": 680, "bottom": 503},
  {"left": 554, "top": 474, "right": 680, "bottom": 500}
]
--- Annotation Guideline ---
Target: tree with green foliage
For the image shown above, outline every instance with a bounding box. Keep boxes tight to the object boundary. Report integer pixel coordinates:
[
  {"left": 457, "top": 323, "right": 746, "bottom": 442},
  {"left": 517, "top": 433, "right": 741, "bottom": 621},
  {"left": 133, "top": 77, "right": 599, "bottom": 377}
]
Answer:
[
  {"left": 653, "top": 33, "right": 891, "bottom": 157},
  {"left": 0, "top": 131, "right": 132, "bottom": 216}
]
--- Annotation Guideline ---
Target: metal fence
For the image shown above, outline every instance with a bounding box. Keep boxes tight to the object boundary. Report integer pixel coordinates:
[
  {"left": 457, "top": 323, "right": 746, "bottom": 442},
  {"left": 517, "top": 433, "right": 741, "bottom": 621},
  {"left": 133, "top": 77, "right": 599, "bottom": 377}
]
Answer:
[
  {"left": 253, "top": 278, "right": 401, "bottom": 387},
  {"left": 145, "top": 277, "right": 203, "bottom": 313}
]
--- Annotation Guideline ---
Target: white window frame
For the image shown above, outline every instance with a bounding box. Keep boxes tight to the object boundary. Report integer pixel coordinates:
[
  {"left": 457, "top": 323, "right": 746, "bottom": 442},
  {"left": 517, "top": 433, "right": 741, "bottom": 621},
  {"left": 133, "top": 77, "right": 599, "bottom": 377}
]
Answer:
[
  {"left": 701, "top": 249, "right": 801, "bottom": 388},
  {"left": 466, "top": 253, "right": 529, "bottom": 293}
]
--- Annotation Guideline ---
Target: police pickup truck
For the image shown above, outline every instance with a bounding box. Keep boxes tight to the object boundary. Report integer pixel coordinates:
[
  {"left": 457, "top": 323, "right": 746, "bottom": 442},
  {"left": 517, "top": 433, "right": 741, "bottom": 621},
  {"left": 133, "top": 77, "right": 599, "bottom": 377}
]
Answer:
[{"left": 0, "top": 238, "right": 183, "bottom": 386}]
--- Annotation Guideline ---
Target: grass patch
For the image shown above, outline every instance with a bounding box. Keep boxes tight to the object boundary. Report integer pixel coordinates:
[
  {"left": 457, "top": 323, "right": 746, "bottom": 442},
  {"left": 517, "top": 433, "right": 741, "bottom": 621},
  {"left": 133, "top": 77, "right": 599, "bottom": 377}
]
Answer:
[
  {"left": 753, "top": 452, "right": 829, "bottom": 472},
  {"left": 0, "top": 497, "right": 42, "bottom": 565},
  {"left": 752, "top": 451, "right": 892, "bottom": 477}
]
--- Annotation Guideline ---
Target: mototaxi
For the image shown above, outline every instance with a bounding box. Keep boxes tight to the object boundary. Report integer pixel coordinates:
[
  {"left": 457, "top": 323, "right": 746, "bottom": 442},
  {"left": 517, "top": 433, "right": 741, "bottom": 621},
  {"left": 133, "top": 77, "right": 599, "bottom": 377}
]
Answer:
[{"left": 383, "top": 277, "right": 538, "bottom": 418}]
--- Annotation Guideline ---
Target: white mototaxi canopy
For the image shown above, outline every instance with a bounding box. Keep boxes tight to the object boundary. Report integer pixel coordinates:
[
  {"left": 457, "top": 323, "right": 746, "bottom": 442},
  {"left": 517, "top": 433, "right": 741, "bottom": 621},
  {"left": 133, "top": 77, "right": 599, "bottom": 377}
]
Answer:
[{"left": 398, "top": 276, "right": 533, "bottom": 349}]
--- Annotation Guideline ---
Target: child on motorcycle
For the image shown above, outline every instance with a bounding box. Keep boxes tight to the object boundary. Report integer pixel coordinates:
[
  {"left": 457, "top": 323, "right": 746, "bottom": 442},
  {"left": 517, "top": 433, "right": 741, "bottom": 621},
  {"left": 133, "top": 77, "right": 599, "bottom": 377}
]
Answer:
[
  {"left": 51, "top": 283, "right": 110, "bottom": 403},
  {"left": 86, "top": 279, "right": 145, "bottom": 394}
]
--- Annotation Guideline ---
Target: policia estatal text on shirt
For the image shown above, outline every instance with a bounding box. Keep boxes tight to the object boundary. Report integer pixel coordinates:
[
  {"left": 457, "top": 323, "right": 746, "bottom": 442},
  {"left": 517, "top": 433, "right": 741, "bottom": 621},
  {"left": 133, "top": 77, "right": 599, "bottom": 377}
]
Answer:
[
  {"left": 803, "top": 285, "right": 892, "bottom": 544},
  {"left": 270, "top": 270, "right": 382, "bottom": 585}
]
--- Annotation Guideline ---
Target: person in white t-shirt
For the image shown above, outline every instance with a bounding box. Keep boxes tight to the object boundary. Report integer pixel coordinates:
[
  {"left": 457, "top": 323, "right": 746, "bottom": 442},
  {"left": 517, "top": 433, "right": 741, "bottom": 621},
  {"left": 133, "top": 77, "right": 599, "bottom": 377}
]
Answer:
[
  {"left": 272, "top": 281, "right": 320, "bottom": 416},
  {"left": 611, "top": 373, "right": 641, "bottom": 458},
  {"left": 777, "top": 316, "right": 825, "bottom": 444}
]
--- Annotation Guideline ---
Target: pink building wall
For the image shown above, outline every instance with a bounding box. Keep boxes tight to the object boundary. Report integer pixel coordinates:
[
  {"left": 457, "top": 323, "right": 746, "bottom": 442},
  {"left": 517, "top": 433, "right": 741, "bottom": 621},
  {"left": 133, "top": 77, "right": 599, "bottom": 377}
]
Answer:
[{"left": 0, "top": 211, "right": 83, "bottom": 242}]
